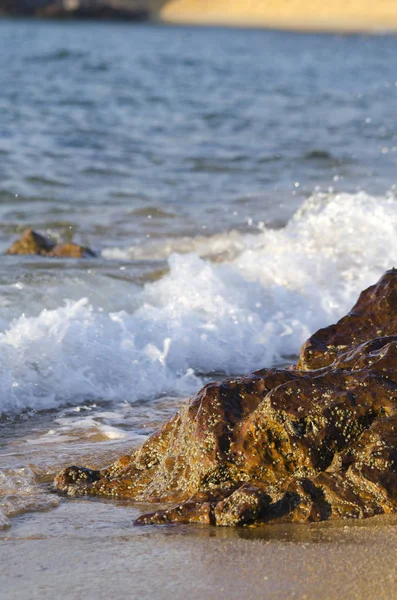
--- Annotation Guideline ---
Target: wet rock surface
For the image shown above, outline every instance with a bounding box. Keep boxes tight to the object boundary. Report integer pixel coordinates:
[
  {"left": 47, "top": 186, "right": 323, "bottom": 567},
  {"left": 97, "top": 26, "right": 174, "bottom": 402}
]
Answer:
[
  {"left": 5, "top": 229, "right": 96, "bottom": 258},
  {"left": 56, "top": 269, "right": 397, "bottom": 526}
]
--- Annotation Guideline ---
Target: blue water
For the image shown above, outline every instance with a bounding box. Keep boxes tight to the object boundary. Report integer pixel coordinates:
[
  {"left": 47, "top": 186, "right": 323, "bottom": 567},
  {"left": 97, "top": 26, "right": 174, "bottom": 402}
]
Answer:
[{"left": 1, "top": 20, "right": 397, "bottom": 249}]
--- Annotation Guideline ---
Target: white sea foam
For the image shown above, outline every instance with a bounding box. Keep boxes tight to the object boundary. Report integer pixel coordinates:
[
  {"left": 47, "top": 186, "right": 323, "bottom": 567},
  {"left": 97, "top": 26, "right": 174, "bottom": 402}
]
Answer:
[
  {"left": 32, "top": 412, "right": 146, "bottom": 444},
  {"left": 0, "top": 467, "right": 59, "bottom": 522},
  {"left": 102, "top": 229, "right": 247, "bottom": 262},
  {"left": 0, "top": 510, "right": 10, "bottom": 529},
  {"left": 1, "top": 191, "right": 397, "bottom": 414}
]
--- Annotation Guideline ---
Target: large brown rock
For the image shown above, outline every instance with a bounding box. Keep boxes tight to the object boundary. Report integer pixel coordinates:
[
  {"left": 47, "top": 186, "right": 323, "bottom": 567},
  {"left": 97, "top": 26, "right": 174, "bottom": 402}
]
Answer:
[
  {"left": 55, "top": 269, "right": 397, "bottom": 526},
  {"left": 5, "top": 229, "right": 96, "bottom": 258},
  {"left": 298, "top": 268, "right": 397, "bottom": 369}
]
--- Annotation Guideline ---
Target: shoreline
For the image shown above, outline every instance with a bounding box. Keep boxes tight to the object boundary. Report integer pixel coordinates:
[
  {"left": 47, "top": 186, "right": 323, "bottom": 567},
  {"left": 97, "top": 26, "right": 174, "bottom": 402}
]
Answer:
[
  {"left": 2, "top": 499, "right": 397, "bottom": 600},
  {"left": 159, "top": 11, "right": 397, "bottom": 34},
  {"left": 158, "top": 19, "right": 397, "bottom": 36},
  {"left": 0, "top": 4, "right": 397, "bottom": 34},
  {"left": 157, "top": 0, "right": 397, "bottom": 34},
  {"left": 1, "top": 17, "right": 396, "bottom": 36}
]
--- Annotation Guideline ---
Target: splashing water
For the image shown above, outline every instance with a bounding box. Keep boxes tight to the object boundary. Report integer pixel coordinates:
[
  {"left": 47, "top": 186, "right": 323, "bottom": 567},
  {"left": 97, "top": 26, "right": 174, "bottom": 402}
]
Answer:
[{"left": 0, "top": 191, "right": 396, "bottom": 415}]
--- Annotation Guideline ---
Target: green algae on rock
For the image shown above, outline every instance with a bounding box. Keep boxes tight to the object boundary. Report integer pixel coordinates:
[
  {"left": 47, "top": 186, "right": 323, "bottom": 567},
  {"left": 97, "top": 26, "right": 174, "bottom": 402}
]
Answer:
[
  {"left": 56, "top": 269, "right": 397, "bottom": 526},
  {"left": 5, "top": 229, "right": 96, "bottom": 258}
]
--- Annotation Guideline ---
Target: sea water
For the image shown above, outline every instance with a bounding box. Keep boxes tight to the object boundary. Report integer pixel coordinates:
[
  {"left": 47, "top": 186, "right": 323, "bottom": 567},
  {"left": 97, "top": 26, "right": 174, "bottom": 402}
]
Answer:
[{"left": 1, "top": 20, "right": 397, "bottom": 598}]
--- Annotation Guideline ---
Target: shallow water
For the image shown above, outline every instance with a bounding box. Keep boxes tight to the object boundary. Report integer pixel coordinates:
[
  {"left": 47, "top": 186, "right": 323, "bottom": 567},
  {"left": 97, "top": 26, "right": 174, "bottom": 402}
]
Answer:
[{"left": 1, "top": 19, "right": 397, "bottom": 597}]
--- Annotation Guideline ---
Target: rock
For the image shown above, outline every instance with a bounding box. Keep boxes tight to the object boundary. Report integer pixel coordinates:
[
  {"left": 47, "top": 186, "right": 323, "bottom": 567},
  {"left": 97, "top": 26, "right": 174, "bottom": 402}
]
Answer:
[
  {"left": 5, "top": 229, "right": 96, "bottom": 258},
  {"left": 297, "top": 268, "right": 397, "bottom": 369},
  {"left": 55, "top": 269, "right": 397, "bottom": 526},
  {"left": 54, "top": 466, "right": 102, "bottom": 496}
]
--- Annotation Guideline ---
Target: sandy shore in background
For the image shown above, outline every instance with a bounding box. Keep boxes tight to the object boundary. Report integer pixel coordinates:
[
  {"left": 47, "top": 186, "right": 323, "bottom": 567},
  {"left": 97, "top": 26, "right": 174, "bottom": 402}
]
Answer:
[{"left": 160, "top": 0, "right": 397, "bottom": 32}]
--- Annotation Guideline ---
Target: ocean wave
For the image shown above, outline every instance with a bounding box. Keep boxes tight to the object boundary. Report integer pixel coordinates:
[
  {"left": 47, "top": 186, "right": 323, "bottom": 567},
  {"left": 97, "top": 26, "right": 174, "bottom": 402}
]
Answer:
[{"left": 1, "top": 191, "right": 397, "bottom": 414}]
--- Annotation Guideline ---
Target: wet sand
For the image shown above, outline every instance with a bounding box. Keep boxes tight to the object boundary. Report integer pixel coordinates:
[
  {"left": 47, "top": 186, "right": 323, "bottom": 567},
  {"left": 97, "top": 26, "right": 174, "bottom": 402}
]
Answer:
[
  {"left": 1, "top": 498, "right": 397, "bottom": 599},
  {"left": 160, "top": 0, "right": 397, "bottom": 32}
]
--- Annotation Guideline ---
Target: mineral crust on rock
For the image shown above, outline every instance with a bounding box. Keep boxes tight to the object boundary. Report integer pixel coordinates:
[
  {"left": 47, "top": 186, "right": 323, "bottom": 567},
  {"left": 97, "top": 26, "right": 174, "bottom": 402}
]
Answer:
[
  {"left": 5, "top": 229, "right": 96, "bottom": 258},
  {"left": 56, "top": 269, "right": 397, "bottom": 526}
]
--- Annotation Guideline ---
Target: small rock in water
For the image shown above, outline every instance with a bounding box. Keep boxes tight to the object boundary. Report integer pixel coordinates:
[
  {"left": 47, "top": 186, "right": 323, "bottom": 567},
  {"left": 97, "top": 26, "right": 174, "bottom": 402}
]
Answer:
[
  {"left": 56, "top": 268, "right": 397, "bottom": 527},
  {"left": 56, "top": 466, "right": 102, "bottom": 496},
  {"left": 5, "top": 229, "right": 96, "bottom": 258}
]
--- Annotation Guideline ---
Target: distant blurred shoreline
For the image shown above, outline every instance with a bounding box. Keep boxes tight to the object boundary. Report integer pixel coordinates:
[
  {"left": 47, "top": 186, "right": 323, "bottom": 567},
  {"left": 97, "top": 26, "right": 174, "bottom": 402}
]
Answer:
[
  {"left": 160, "top": 0, "right": 397, "bottom": 34},
  {"left": 2, "top": 0, "right": 397, "bottom": 33}
]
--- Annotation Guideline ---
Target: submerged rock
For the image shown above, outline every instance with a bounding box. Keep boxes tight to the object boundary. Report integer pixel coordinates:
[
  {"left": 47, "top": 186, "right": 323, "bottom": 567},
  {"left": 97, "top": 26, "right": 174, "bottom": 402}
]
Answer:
[
  {"left": 5, "top": 229, "right": 96, "bottom": 258},
  {"left": 56, "top": 269, "right": 397, "bottom": 526}
]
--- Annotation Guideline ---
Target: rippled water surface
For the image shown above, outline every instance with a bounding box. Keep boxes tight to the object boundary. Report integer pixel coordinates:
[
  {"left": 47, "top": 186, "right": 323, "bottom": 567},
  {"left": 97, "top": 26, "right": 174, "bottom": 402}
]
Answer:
[
  {"left": 2, "top": 20, "right": 397, "bottom": 245},
  {"left": 2, "top": 20, "right": 397, "bottom": 595}
]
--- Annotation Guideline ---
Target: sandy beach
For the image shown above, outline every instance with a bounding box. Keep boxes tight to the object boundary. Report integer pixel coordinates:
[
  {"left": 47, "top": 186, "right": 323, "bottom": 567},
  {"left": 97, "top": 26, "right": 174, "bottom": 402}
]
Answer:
[
  {"left": 160, "top": 0, "right": 397, "bottom": 32},
  {"left": 1, "top": 500, "right": 397, "bottom": 600}
]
